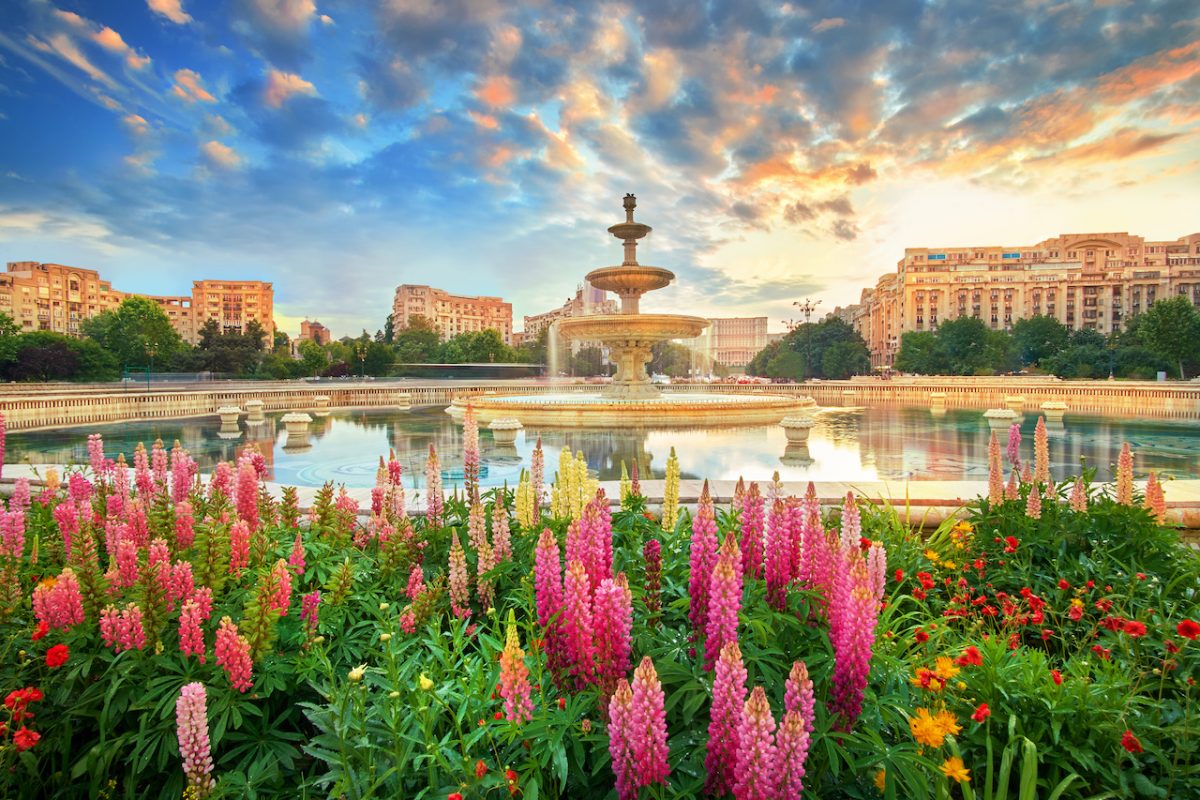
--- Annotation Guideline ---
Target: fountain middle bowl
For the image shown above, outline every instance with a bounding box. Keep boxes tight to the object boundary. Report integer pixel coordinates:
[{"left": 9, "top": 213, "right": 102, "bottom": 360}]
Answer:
[{"left": 554, "top": 312, "right": 709, "bottom": 343}]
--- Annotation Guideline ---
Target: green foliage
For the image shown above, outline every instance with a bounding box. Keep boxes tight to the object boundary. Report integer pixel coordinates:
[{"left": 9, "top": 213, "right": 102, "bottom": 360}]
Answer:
[
  {"left": 0, "top": 331, "right": 118, "bottom": 382},
  {"left": 1137, "top": 296, "right": 1200, "bottom": 379},
  {"left": 1011, "top": 316, "right": 1069, "bottom": 367},
  {"left": 748, "top": 316, "right": 870, "bottom": 380},
  {"left": 80, "top": 296, "right": 186, "bottom": 367}
]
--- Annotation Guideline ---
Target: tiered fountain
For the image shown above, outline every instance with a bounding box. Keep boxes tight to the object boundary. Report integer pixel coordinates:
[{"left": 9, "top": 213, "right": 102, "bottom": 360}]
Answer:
[{"left": 449, "top": 194, "right": 815, "bottom": 426}]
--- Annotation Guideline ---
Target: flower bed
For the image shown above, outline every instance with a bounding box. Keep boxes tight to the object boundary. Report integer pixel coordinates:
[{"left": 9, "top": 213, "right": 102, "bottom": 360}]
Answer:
[{"left": 0, "top": 410, "right": 1196, "bottom": 798}]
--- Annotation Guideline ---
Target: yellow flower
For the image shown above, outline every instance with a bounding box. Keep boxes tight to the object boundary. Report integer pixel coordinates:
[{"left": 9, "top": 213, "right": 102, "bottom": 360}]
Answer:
[
  {"left": 953, "top": 520, "right": 973, "bottom": 534},
  {"left": 874, "top": 769, "right": 886, "bottom": 791},
  {"left": 380, "top": 633, "right": 392, "bottom": 642},
  {"left": 941, "top": 756, "right": 970, "bottom": 783},
  {"left": 941, "top": 560, "right": 957, "bottom": 570},
  {"left": 348, "top": 664, "right": 366, "bottom": 683},
  {"left": 956, "top": 681, "right": 967, "bottom": 691},
  {"left": 924, "top": 549, "right": 940, "bottom": 563},
  {"left": 419, "top": 673, "right": 434, "bottom": 691},
  {"left": 909, "top": 708, "right": 945, "bottom": 748},
  {"left": 934, "top": 657, "right": 961, "bottom": 681},
  {"left": 932, "top": 710, "right": 961, "bottom": 740}
]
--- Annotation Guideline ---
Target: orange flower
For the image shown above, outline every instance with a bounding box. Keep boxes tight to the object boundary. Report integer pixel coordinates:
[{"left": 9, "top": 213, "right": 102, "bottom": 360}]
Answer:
[{"left": 940, "top": 756, "right": 970, "bottom": 783}]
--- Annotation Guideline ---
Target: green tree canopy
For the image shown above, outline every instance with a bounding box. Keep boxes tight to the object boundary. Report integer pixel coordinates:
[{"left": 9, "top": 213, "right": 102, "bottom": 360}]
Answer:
[
  {"left": 1011, "top": 315, "right": 1068, "bottom": 366},
  {"left": 81, "top": 296, "right": 186, "bottom": 368},
  {"left": 1138, "top": 296, "right": 1200, "bottom": 379},
  {"left": 748, "top": 317, "right": 869, "bottom": 380},
  {"left": 297, "top": 339, "right": 328, "bottom": 376}
]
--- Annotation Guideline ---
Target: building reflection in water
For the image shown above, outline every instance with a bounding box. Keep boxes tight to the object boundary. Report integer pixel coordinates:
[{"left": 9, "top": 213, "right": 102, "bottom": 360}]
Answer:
[{"left": 5, "top": 406, "right": 1199, "bottom": 489}]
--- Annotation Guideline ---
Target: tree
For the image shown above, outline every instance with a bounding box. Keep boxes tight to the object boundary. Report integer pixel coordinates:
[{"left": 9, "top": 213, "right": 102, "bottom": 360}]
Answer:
[
  {"left": 936, "top": 317, "right": 991, "bottom": 375},
  {"left": 442, "top": 329, "right": 512, "bottom": 363},
  {"left": 1043, "top": 345, "right": 1109, "bottom": 379},
  {"left": 9, "top": 333, "right": 80, "bottom": 381},
  {"left": 649, "top": 341, "right": 691, "bottom": 377},
  {"left": 1069, "top": 327, "right": 1106, "bottom": 349},
  {"left": 0, "top": 311, "right": 20, "bottom": 371},
  {"left": 273, "top": 330, "right": 290, "bottom": 354},
  {"left": 81, "top": 297, "right": 186, "bottom": 368},
  {"left": 821, "top": 340, "right": 870, "bottom": 379},
  {"left": 894, "top": 331, "right": 947, "bottom": 374},
  {"left": 764, "top": 349, "right": 805, "bottom": 380},
  {"left": 570, "top": 346, "right": 607, "bottom": 376},
  {"left": 1138, "top": 296, "right": 1200, "bottom": 379},
  {"left": 1011, "top": 315, "right": 1068, "bottom": 366},
  {"left": 394, "top": 315, "right": 441, "bottom": 364},
  {"left": 748, "top": 317, "right": 870, "bottom": 380},
  {"left": 298, "top": 339, "right": 328, "bottom": 376},
  {"left": 380, "top": 313, "right": 395, "bottom": 344},
  {"left": 197, "top": 319, "right": 222, "bottom": 350},
  {"left": 243, "top": 320, "right": 267, "bottom": 352}
]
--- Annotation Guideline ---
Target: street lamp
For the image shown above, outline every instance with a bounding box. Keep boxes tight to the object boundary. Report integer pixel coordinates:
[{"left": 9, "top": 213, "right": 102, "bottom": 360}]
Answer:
[
  {"left": 146, "top": 340, "right": 158, "bottom": 389},
  {"left": 793, "top": 298, "right": 822, "bottom": 324}
]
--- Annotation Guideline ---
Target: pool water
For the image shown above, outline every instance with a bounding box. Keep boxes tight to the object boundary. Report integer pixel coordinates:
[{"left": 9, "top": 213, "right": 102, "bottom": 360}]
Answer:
[{"left": 5, "top": 406, "right": 1198, "bottom": 489}]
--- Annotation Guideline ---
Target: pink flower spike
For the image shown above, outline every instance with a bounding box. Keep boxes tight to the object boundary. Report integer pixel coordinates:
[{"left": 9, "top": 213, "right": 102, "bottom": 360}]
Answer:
[{"left": 175, "top": 682, "right": 215, "bottom": 796}]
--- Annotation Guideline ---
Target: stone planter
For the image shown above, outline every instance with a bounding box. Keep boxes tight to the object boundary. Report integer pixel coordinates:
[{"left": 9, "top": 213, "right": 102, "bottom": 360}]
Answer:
[
  {"left": 1003, "top": 395, "right": 1026, "bottom": 413},
  {"left": 281, "top": 412, "right": 313, "bottom": 437},
  {"left": 313, "top": 395, "right": 330, "bottom": 416},
  {"left": 779, "top": 415, "right": 816, "bottom": 443},
  {"left": 983, "top": 408, "right": 1018, "bottom": 429},
  {"left": 1041, "top": 400, "right": 1068, "bottom": 419},
  {"left": 489, "top": 417, "right": 523, "bottom": 445},
  {"left": 245, "top": 399, "right": 265, "bottom": 422},
  {"left": 216, "top": 406, "right": 241, "bottom": 426}
]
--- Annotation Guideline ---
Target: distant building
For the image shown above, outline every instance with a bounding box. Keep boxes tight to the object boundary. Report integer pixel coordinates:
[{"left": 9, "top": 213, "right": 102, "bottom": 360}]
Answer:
[
  {"left": 299, "top": 319, "right": 331, "bottom": 345},
  {"left": 684, "top": 316, "right": 771, "bottom": 370},
  {"left": 522, "top": 280, "right": 618, "bottom": 343},
  {"left": 845, "top": 231, "right": 1200, "bottom": 367},
  {"left": 393, "top": 284, "right": 513, "bottom": 345},
  {"left": 0, "top": 262, "right": 274, "bottom": 345}
]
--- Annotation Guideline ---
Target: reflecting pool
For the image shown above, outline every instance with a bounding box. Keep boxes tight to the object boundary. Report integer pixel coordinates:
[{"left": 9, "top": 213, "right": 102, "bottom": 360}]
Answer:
[{"left": 5, "top": 406, "right": 1199, "bottom": 489}]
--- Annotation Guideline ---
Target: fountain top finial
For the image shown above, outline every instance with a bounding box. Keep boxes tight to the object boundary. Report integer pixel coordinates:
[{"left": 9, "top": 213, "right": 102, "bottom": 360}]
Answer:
[{"left": 623, "top": 193, "right": 637, "bottom": 222}]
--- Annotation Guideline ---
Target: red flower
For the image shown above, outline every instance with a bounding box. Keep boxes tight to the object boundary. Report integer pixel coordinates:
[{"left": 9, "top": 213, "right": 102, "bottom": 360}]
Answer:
[
  {"left": 449, "top": 794, "right": 464, "bottom": 800},
  {"left": 894, "top": 569, "right": 904, "bottom": 582},
  {"left": 1091, "top": 645, "right": 1111, "bottom": 661},
  {"left": 971, "top": 703, "right": 991, "bottom": 723},
  {"left": 493, "top": 711, "right": 502, "bottom": 720},
  {"left": 1120, "top": 730, "right": 1143, "bottom": 754},
  {"left": 13, "top": 728, "right": 39, "bottom": 752},
  {"left": 506, "top": 768, "right": 519, "bottom": 795},
  {"left": 912, "top": 588, "right": 927, "bottom": 601},
  {"left": 1177, "top": 620, "right": 1200, "bottom": 640},
  {"left": 475, "top": 759, "right": 488, "bottom": 779},
  {"left": 1003, "top": 536, "right": 1019, "bottom": 553},
  {"left": 1122, "top": 620, "right": 1147, "bottom": 638},
  {"left": 45, "top": 644, "right": 69, "bottom": 669},
  {"left": 31, "top": 621, "right": 49, "bottom": 641},
  {"left": 914, "top": 629, "right": 929, "bottom": 644},
  {"left": 955, "top": 646, "right": 983, "bottom": 667},
  {"left": 1135, "top": 573, "right": 1146, "bottom": 581},
  {"left": 557, "top": 697, "right": 566, "bottom": 710},
  {"left": 1056, "top": 579, "right": 1070, "bottom": 591},
  {"left": 1050, "top": 669, "right": 1063, "bottom": 685}
]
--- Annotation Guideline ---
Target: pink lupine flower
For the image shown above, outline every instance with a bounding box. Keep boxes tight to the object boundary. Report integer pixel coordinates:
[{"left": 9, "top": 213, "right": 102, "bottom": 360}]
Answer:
[
  {"left": 562, "top": 559, "right": 596, "bottom": 689},
  {"left": 386, "top": 453, "right": 402, "bottom": 486},
  {"left": 608, "top": 680, "right": 637, "bottom": 800},
  {"left": 149, "top": 537, "right": 170, "bottom": 569},
  {"left": 467, "top": 499, "right": 487, "bottom": 554},
  {"left": 839, "top": 492, "right": 861, "bottom": 552},
  {"left": 134, "top": 443, "right": 153, "bottom": 497},
  {"left": 0, "top": 509, "right": 25, "bottom": 560},
  {"left": 179, "top": 600, "right": 206, "bottom": 662},
  {"left": 175, "top": 682, "right": 215, "bottom": 797},
  {"left": 866, "top": 542, "right": 887, "bottom": 607},
  {"left": 629, "top": 459, "right": 641, "bottom": 498},
  {"left": 829, "top": 557, "right": 878, "bottom": 732},
  {"left": 1069, "top": 476, "right": 1088, "bottom": 511},
  {"left": 300, "top": 591, "right": 320, "bottom": 635},
  {"left": 214, "top": 617, "right": 253, "bottom": 692},
  {"left": 531, "top": 437, "right": 545, "bottom": 515},
  {"left": 988, "top": 431, "right": 1004, "bottom": 505},
  {"left": 171, "top": 443, "right": 197, "bottom": 503},
  {"left": 448, "top": 532, "right": 471, "bottom": 619},
  {"left": 734, "top": 686, "right": 778, "bottom": 800},
  {"left": 151, "top": 438, "right": 169, "bottom": 488},
  {"left": 534, "top": 528, "right": 565, "bottom": 673},
  {"left": 688, "top": 482, "right": 720, "bottom": 634},
  {"left": 498, "top": 613, "right": 534, "bottom": 725},
  {"left": 784, "top": 661, "right": 816, "bottom": 734},
  {"left": 174, "top": 501, "right": 195, "bottom": 550},
  {"left": 740, "top": 482, "right": 765, "bottom": 579},
  {"left": 629, "top": 657, "right": 670, "bottom": 788},
  {"left": 462, "top": 404, "right": 480, "bottom": 497},
  {"left": 10, "top": 478, "right": 30, "bottom": 516},
  {"left": 776, "top": 709, "right": 810, "bottom": 799},
  {"left": 1021, "top": 462, "right": 1033, "bottom": 485},
  {"left": 168, "top": 561, "right": 195, "bottom": 612},
  {"left": 87, "top": 432, "right": 106, "bottom": 479},
  {"left": 126, "top": 500, "right": 150, "bottom": 547},
  {"left": 1006, "top": 423, "right": 1022, "bottom": 469},
  {"left": 593, "top": 574, "right": 633, "bottom": 698},
  {"left": 210, "top": 462, "right": 232, "bottom": 499},
  {"left": 0, "top": 414, "right": 7, "bottom": 479},
  {"left": 32, "top": 568, "right": 85, "bottom": 631},
  {"left": 705, "top": 534, "right": 743, "bottom": 669},
  {"left": 1033, "top": 416, "right": 1050, "bottom": 485},
  {"left": 100, "top": 603, "right": 146, "bottom": 653},
  {"left": 1026, "top": 484, "right": 1043, "bottom": 519},
  {"left": 583, "top": 490, "right": 614, "bottom": 591},
  {"left": 764, "top": 499, "right": 790, "bottom": 611},
  {"left": 52, "top": 501, "right": 78, "bottom": 560},
  {"left": 370, "top": 486, "right": 384, "bottom": 517},
  {"left": 235, "top": 460, "right": 260, "bottom": 531},
  {"left": 269, "top": 559, "right": 293, "bottom": 615},
  {"left": 115, "top": 538, "right": 140, "bottom": 588},
  {"left": 642, "top": 539, "right": 662, "bottom": 619},
  {"left": 424, "top": 444, "right": 444, "bottom": 526},
  {"left": 491, "top": 503, "right": 512, "bottom": 562},
  {"left": 68, "top": 472, "right": 93, "bottom": 504},
  {"left": 1116, "top": 442, "right": 1134, "bottom": 505},
  {"left": 1005, "top": 469, "right": 1020, "bottom": 501},
  {"left": 1144, "top": 471, "right": 1167, "bottom": 524},
  {"left": 706, "top": 641, "right": 747, "bottom": 796},
  {"left": 797, "top": 488, "right": 822, "bottom": 589},
  {"left": 565, "top": 519, "right": 588, "bottom": 587},
  {"left": 229, "top": 520, "right": 250, "bottom": 577},
  {"left": 406, "top": 565, "right": 425, "bottom": 600},
  {"left": 288, "top": 532, "right": 306, "bottom": 576}
]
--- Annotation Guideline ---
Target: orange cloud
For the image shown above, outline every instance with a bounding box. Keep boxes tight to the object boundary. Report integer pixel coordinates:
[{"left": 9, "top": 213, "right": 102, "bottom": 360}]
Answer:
[
  {"left": 93, "top": 26, "right": 151, "bottom": 70},
  {"left": 1097, "top": 38, "right": 1200, "bottom": 104},
  {"left": 147, "top": 0, "right": 193, "bottom": 25},
  {"left": 476, "top": 75, "right": 515, "bottom": 108},
  {"left": 264, "top": 69, "right": 316, "bottom": 108},
  {"left": 468, "top": 110, "right": 500, "bottom": 130},
  {"left": 812, "top": 17, "right": 846, "bottom": 33},
  {"left": 201, "top": 140, "right": 241, "bottom": 170},
  {"left": 122, "top": 113, "right": 150, "bottom": 136},
  {"left": 172, "top": 69, "right": 216, "bottom": 103},
  {"left": 1039, "top": 127, "right": 1185, "bottom": 165}
]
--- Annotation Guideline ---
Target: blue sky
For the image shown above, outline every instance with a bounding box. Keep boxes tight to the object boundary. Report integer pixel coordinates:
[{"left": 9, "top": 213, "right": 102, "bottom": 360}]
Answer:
[{"left": 1, "top": 0, "right": 1198, "bottom": 338}]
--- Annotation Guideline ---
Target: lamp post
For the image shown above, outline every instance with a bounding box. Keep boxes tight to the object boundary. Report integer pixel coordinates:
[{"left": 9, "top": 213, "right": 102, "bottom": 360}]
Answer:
[{"left": 146, "top": 340, "right": 158, "bottom": 390}]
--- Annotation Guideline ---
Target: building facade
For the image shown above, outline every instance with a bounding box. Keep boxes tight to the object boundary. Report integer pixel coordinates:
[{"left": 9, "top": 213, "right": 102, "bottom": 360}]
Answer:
[
  {"left": 844, "top": 231, "right": 1200, "bottom": 367},
  {"left": 299, "top": 319, "right": 331, "bottom": 345},
  {"left": 0, "top": 262, "right": 274, "bottom": 345},
  {"left": 688, "top": 317, "right": 771, "bottom": 369},
  {"left": 522, "top": 280, "right": 618, "bottom": 342},
  {"left": 393, "top": 284, "right": 513, "bottom": 345}
]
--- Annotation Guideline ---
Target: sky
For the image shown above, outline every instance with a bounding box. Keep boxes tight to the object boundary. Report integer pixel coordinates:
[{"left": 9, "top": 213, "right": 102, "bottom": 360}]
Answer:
[{"left": 1, "top": 0, "right": 1198, "bottom": 338}]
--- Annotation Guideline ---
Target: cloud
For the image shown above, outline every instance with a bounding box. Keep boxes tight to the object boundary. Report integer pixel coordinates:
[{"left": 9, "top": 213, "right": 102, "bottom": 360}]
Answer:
[
  {"left": 29, "top": 33, "right": 118, "bottom": 89},
  {"left": 264, "top": 69, "right": 316, "bottom": 107},
  {"left": 234, "top": 0, "right": 318, "bottom": 66},
  {"left": 1038, "top": 127, "right": 1185, "bottom": 165},
  {"left": 92, "top": 27, "right": 151, "bottom": 70},
  {"left": 147, "top": 0, "right": 193, "bottom": 25},
  {"left": 201, "top": 140, "right": 242, "bottom": 170},
  {"left": 122, "top": 113, "right": 150, "bottom": 136},
  {"left": 830, "top": 219, "right": 859, "bottom": 241},
  {"left": 172, "top": 68, "right": 217, "bottom": 103},
  {"left": 476, "top": 75, "right": 516, "bottom": 108},
  {"left": 811, "top": 17, "right": 847, "bottom": 34}
]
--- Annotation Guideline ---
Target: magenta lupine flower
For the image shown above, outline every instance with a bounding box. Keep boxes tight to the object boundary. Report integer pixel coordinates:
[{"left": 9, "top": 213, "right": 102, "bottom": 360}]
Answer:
[
  {"left": 1144, "top": 471, "right": 1167, "bottom": 524},
  {"left": 300, "top": 590, "right": 320, "bottom": 635},
  {"left": 269, "top": 559, "right": 293, "bottom": 615},
  {"left": 829, "top": 557, "right": 878, "bottom": 732},
  {"left": 776, "top": 709, "right": 810, "bottom": 799},
  {"left": 1006, "top": 423, "right": 1022, "bottom": 469},
  {"left": 1116, "top": 442, "right": 1134, "bottom": 505},
  {"left": 171, "top": 443, "right": 196, "bottom": 503},
  {"left": 115, "top": 538, "right": 140, "bottom": 588},
  {"left": 1069, "top": 476, "right": 1088, "bottom": 511},
  {"left": 1033, "top": 416, "right": 1050, "bottom": 485},
  {"left": 498, "top": 615, "right": 534, "bottom": 725},
  {"left": 87, "top": 432, "right": 104, "bottom": 479},
  {"left": 462, "top": 404, "right": 480, "bottom": 498},
  {"left": 425, "top": 444, "right": 444, "bottom": 526},
  {"left": 235, "top": 459, "right": 260, "bottom": 531},
  {"left": 734, "top": 686, "right": 778, "bottom": 800},
  {"left": 406, "top": 565, "right": 425, "bottom": 600},
  {"left": 593, "top": 574, "right": 633, "bottom": 697},
  {"left": 629, "top": 657, "right": 670, "bottom": 788},
  {"left": 448, "top": 532, "right": 471, "bottom": 619},
  {"left": 783, "top": 662, "right": 813, "bottom": 740},
  {"left": 52, "top": 502, "right": 78, "bottom": 560},
  {"left": 192, "top": 586, "right": 214, "bottom": 620},
  {"left": 783, "top": 497, "right": 804, "bottom": 584},
  {"left": 642, "top": 539, "right": 662, "bottom": 619},
  {"left": 0, "top": 412, "right": 4, "bottom": 480},
  {"left": 229, "top": 520, "right": 250, "bottom": 577},
  {"left": 584, "top": 490, "right": 614, "bottom": 592},
  {"left": 176, "top": 682, "right": 215, "bottom": 797},
  {"left": 491, "top": 503, "right": 512, "bottom": 562},
  {"left": 531, "top": 437, "right": 545, "bottom": 516},
  {"left": 706, "top": 641, "right": 748, "bottom": 796},
  {"left": 705, "top": 534, "right": 743, "bottom": 669},
  {"left": 565, "top": 518, "right": 588, "bottom": 585},
  {"left": 288, "top": 532, "right": 306, "bottom": 576},
  {"left": 1025, "top": 484, "right": 1043, "bottom": 519},
  {"left": 100, "top": 603, "right": 147, "bottom": 653},
  {"left": 467, "top": 500, "right": 487, "bottom": 554},
  {"left": 740, "top": 482, "right": 765, "bottom": 579},
  {"left": 134, "top": 443, "right": 153, "bottom": 497},
  {"left": 562, "top": 558, "right": 596, "bottom": 689},
  {"left": 180, "top": 600, "right": 206, "bottom": 662},
  {"left": 866, "top": 542, "right": 887, "bottom": 607},
  {"left": 152, "top": 439, "right": 169, "bottom": 488},
  {"left": 32, "top": 567, "right": 85, "bottom": 631},
  {"left": 0, "top": 509, "right": 23, "bottom": 560},
  {"left": 168, "top": 560, "right": 196, "bottom": 612},
  {"left": 67, "top": 473, "right": 92, "bottom": 504},
  {"left": 174, "top": 501, "right": 195, "bottom": 550},
  {"left": 608, "top": 679, "right": 637, "bottom": 800},
  {"left": 534, "top": 528, "right": 565, "bottom": 674},
  {"left": 10, "top": 478, "right": 30, "bottom": 516},
  {"left": 688, "top": 483, "right": 720, "bottom": 635},
  {"left": 215, "top": 616, "right": 253, "bottom": 692},
  {"left": 797, "top": 490, "right": 822, "bottom": 589},
  {"left": 764, "top": 499, "right": 790, "bottom": 611}
]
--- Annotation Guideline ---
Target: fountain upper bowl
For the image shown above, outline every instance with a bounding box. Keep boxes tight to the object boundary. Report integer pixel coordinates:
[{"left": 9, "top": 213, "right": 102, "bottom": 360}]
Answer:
[{"left": 585, "top": 265, "right": 675, "bottom": 296}]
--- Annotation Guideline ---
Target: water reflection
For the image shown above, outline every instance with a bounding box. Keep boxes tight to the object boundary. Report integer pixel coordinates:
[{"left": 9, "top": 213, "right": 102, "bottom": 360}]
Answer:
[{"left": 4, "top": 406, "right": 1199, "bottom": 489}]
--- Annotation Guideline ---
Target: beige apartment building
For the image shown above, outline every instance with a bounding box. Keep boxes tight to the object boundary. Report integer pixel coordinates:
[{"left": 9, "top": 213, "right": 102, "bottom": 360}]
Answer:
[
  {"left": 845, "top": 232, "right": 1200, "bottom": 367},
  {"left": 0, "top": 262, "right": 274, "bottom": 345},
  {"left": 523, "top": 281, "right": 618, "bottom": 341},
  {"left": 685, "top": 317, "right": 771, "bottom": 369},
  {"left": 393, "top": 284, "right": 513, "bottom": 345}
]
